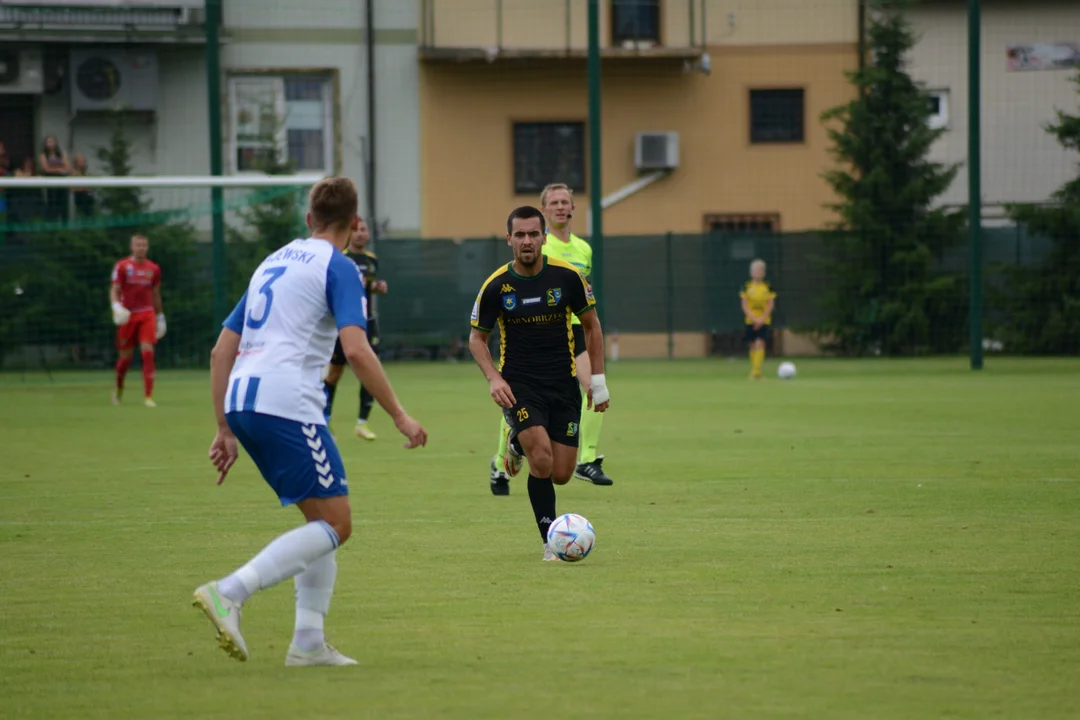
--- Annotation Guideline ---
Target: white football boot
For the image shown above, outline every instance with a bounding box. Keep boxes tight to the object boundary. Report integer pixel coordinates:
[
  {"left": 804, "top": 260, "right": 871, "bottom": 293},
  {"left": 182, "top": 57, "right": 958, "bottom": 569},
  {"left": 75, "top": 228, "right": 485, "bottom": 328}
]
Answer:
[
  {"left": 285, "top": 643, "right": 359, "bottom": 667},
  {"left": 192, "top": 582, "right": 249, "bottom": 662}
]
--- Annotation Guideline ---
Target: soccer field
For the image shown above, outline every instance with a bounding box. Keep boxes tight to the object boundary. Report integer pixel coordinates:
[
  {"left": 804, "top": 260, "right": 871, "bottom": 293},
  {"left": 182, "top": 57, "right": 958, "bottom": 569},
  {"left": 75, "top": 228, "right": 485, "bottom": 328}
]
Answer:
[{"left": 1, "top": 358, "right": 1078, "bottom": 719}]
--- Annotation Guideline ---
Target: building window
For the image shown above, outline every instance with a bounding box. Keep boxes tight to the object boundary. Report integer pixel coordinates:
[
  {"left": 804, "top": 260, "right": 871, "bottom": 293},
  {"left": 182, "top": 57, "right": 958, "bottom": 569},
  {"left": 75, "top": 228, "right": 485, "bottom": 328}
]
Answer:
[
  {"left": 927, "top": 89, "right": 949, "bottom": 130},
  {"left": 612, "top": 0, "right": 660, "bottom": 45},
  {"left": 512, "top": 122, "right": 586, "bottom": 196},
  {"left": 750, "top": 89, "right": 805, "bottom": 144},
  {"left": 229, "top": 74, "right": 334, "bottom": 174},
  {"left": 705, "top": 214, "right": 780, "bottom": 234}
]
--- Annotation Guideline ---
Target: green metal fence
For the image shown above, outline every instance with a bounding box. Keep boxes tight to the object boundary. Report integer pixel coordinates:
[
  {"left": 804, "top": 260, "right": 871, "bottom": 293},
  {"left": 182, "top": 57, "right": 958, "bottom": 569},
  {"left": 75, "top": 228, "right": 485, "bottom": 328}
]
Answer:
[{"left": 0, "top": 224, "right": 1058, "bottom": 372}]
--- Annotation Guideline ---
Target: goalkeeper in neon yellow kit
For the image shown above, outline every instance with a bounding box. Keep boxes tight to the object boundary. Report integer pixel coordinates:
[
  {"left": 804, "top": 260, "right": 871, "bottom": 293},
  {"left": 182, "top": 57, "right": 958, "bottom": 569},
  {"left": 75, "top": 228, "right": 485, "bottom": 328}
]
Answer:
[{"left": 488, "top": 183, "right": 614, "bottom": 494}]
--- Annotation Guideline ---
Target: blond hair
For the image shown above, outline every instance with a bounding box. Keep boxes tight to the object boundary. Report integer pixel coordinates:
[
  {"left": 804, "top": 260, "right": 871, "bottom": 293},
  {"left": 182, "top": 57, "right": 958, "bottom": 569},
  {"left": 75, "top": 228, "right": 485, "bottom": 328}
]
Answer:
[
  {"left": 539, "top": 182, "right": 574, "bottom": 208},
  {"left": 750, "top": 258, "right": 767, "bottom": 273}
]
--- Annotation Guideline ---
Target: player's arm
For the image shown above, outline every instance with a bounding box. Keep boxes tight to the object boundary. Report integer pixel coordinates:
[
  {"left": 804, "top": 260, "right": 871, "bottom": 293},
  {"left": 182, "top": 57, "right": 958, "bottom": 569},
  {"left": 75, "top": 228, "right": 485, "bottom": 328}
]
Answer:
[
  {"left": 369, "top": 256, "right": 388, "bottom": 295},
  {"left": 569, "top": 271, "right": 609, "bottom": 412},
  {"left": 153, "top": 269, "right": 167, "bottom": 341},
  {"left": 109, "top": 264, "right": 130, "bottom": 325},
  {"left": 210, "top": 330, "right": 241, "bottom": 432},
  {"left": 468, "top": 283, "right": 515, "bottom": 408},
  {"left": 338, "top": 329, "right": 427, "bottom": 449},
  {"left": 762, "top": 295, "right": 775, "bottom": 324},
  {"left": 740, "top": 294, "right": 760, "bottom": 325},
  {"left": 328, "top": 254, "right": 425, "bottom": 448},
  {"left": 207, "top": 292, "right": 247, "bottom": 484}
]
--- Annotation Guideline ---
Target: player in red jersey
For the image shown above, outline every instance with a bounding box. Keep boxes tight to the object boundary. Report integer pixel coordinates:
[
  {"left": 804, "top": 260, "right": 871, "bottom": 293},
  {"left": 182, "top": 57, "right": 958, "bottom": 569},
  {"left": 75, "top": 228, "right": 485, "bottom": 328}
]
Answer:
[{"left": 110, "top": 234, "right": 166, "bottom": 407}]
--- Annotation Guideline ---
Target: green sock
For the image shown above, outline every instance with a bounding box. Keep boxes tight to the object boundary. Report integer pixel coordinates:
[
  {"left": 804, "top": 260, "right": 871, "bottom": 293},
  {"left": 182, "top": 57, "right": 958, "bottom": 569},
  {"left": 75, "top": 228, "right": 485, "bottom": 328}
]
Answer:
[
  {"left": 494, "top": 415, "right": 510, "bottom": 465},
  {"left": 578, "top": 391, "right": 604, "bottom": 465}
]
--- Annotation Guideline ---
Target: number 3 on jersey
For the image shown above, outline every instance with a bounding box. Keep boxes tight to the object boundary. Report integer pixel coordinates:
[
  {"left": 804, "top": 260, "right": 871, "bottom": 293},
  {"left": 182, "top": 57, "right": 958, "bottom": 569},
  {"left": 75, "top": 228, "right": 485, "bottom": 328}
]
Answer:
[{"left": 246, "top": 266, "right": 287, "bottom": 329}]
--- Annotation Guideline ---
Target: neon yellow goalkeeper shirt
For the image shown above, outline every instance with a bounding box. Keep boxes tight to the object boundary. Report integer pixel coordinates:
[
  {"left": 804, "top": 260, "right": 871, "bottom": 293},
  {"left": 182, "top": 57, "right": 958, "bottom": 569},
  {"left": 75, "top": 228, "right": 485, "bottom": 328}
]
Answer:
[{"left": 542, "top": 232, "right": 592, "bottom": 326}]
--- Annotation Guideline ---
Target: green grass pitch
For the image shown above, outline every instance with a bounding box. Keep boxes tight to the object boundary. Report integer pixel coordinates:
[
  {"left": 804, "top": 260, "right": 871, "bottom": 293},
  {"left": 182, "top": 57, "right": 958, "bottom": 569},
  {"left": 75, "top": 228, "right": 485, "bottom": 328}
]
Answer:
[{"left": 1, "top": 358, "right": 1078, "bottom": 719}]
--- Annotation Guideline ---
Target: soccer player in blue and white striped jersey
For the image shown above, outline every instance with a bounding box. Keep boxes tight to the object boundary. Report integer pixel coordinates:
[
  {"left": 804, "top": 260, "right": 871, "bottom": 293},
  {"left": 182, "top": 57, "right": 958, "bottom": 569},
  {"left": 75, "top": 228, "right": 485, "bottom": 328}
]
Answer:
[{"left": 192, "top": 177, "right": 427, "bottom": 667}]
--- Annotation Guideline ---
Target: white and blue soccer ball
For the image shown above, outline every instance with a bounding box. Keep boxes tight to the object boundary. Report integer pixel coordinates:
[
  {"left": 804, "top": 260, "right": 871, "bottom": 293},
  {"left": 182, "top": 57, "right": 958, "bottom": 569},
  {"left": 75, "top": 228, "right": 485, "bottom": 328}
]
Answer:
[
  {"left": 778, "top": 361, "right": 797, "bottom": 379},
  {"left": 546, "top": 513, "right": 596, "bottom": 562}
]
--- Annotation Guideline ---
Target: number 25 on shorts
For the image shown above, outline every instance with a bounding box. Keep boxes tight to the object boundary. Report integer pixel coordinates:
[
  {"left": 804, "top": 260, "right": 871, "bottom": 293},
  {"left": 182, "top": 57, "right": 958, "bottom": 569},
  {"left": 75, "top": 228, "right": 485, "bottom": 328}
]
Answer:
[{"left": 516, "top": 408, "right": 529, "bottom": 422}]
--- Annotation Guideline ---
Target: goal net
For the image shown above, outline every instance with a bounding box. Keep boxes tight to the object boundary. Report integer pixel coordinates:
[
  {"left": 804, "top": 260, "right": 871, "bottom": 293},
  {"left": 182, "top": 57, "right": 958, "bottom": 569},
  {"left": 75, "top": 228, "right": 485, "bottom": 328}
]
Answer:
[{"left": 0, "top": 174, "right": 322, "bottom": 375}]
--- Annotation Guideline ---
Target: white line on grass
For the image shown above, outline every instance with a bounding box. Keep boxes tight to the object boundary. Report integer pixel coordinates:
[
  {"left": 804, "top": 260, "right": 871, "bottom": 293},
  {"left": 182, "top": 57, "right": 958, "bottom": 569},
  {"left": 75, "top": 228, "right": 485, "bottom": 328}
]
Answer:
[{"left": 0, "top": 516, "right": 870, "bottom": 528}]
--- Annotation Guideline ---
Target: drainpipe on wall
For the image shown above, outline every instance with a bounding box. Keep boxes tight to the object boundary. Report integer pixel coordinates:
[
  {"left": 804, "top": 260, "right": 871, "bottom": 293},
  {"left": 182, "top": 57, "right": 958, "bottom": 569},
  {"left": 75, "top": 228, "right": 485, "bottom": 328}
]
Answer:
[{"left": 858, "top": 0, "right": 866, "bottom": 74}]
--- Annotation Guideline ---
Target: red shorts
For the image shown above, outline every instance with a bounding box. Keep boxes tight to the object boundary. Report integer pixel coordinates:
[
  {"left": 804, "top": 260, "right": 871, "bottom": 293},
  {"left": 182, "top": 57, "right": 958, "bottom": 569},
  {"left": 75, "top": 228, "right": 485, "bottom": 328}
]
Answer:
[{"left": 117, "top": 310, "right": 157, "bottom": 351}]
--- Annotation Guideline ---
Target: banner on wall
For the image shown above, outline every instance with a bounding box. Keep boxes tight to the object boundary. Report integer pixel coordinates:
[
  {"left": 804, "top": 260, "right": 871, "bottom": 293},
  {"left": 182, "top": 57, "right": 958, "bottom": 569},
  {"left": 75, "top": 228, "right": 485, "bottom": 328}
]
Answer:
[{"left": 1007, "top": 43, "right": 1080, "bottom": 72}]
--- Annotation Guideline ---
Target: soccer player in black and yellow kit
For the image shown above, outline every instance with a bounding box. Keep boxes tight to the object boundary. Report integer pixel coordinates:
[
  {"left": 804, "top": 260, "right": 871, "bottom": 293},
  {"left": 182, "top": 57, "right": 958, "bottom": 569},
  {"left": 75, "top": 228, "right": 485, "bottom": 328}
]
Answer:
[
  {"left": 469, "top": 206, "right": 611, "bottom": 561},
  {"left": 740, "top": 258, "right": 777, "bottom": 379},
  {"left": 323, "top": 218, "right": 389, "bottom": 436},
  {"left": 489, "top": 182, "right": 613, "bottom": 493}
]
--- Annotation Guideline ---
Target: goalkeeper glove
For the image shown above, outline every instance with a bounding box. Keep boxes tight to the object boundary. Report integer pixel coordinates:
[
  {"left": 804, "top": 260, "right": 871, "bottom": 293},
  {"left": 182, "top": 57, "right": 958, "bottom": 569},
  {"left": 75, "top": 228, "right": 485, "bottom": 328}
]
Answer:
[
  {"left": 590, "top": 373, "right": 610, "bottom": 406},
  {"left": 156, "top": 313, "right": 167, "bottom": 340},
  {"left": 111, "top": 302, "right": 131, "bottom": 326}
]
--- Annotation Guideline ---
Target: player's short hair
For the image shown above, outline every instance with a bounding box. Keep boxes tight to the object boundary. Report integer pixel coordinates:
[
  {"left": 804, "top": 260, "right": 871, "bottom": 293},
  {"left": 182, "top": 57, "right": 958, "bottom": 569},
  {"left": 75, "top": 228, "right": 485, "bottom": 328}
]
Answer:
[
  {"left": 539, "top": 182, "right": 574, "bottom": 208},
  {"left": 308, "top": 177, "right": 359, "bottom": 233},
  {"left": 750, "top": 258, "right": 767, "bottom": 272},
  {"left": 506, "top": 205, "right": 547, "bottom": 236}
]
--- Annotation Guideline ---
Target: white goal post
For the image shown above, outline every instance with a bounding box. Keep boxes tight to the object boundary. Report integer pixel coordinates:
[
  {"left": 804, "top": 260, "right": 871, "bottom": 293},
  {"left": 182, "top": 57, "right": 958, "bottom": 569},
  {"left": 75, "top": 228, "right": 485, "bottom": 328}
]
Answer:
[{"left": 0, "top": 173, "right": 326, "bottom": 189}]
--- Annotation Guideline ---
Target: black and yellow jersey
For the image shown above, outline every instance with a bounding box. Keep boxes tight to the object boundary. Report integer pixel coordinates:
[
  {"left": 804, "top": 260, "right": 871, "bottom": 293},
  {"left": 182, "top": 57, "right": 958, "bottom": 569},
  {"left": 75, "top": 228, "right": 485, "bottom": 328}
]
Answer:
[
  {"left": 740, "top": 280, "right": 777, "bottom": 325},
  {"left": 471, "top": 256, "right": 596, "bottom": 382},
  {"left": 347, "top": 249, "right": 379, "bottom": 304}
]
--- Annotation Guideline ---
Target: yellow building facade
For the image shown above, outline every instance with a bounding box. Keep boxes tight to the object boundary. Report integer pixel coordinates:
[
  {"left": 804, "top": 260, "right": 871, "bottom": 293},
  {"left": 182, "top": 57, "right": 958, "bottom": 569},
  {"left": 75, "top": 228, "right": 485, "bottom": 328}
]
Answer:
[{"left": 418, "top": 0, "right": 860, "bottom": 238}]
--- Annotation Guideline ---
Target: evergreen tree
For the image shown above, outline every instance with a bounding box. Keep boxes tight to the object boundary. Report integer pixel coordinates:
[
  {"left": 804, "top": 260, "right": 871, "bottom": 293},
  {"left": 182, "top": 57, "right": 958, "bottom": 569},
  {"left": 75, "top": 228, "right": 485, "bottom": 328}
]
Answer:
[
  {"left": 816, "top": 0, "right": 967, "bottom": 355},
  {"left": 225, "top": 128, "right": 306, "bottom": 300},
  {"left": 995, "top": 73, "right": 1080, "bottom": 354}
]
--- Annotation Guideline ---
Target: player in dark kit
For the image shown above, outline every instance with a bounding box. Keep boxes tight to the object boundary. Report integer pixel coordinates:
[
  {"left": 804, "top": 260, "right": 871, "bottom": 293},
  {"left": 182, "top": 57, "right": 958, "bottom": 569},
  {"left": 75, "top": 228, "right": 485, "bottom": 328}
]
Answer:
[
  {"left": 322, "top": 218, "right": 388, "bottom": 439},
  {"left": 468, "top": 205, "right": 611, "bottom": 561}
]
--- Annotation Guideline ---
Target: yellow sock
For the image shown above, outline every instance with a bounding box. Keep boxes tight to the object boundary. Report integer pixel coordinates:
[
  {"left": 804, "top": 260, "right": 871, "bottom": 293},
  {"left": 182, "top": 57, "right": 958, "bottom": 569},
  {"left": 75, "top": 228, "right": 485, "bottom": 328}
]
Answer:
[{"left": 751, "top": 348, "right": 765, "bottom": 375}]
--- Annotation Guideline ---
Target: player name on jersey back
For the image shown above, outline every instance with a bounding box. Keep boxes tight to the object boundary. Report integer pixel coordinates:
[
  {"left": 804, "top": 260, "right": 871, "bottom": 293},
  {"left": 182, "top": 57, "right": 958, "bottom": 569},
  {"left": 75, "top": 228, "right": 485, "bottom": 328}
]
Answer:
[
  {"left": 264, "top": 246, "right": 320, "bottom": 265},
  {"left": 223, "top": 238, "right": 367, "bottom": 426}
]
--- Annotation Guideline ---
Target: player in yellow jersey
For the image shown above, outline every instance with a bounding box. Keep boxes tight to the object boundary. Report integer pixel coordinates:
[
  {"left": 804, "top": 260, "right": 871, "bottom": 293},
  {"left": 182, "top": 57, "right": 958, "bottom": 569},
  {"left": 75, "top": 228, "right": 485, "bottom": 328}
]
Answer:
[
  {"left": 488, "top": 182, "right": 614, "bottom": 494},
  {"left": 740, "top": 258, "right": 777, "bottom": 379}
]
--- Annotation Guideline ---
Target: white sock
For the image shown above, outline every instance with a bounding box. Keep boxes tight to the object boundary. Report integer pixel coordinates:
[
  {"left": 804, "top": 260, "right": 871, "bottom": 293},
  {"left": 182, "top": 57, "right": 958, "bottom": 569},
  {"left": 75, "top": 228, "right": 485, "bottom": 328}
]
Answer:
[
  {"left": 218, "top": 520, "right": 339, "bottom": 604},
  {"left": 292, "top": 551, "right": 337, "bottom": 652}
]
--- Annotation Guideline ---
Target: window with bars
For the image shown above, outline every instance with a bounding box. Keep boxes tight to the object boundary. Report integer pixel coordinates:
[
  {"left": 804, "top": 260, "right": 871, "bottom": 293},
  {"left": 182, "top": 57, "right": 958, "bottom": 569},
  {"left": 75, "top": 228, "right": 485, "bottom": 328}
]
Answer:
[
  {"left": 512, "top": 122, "right": 586, "bottom": 195},
  {"left": 229, "top": 74, "right": 334, "bottom": 174},
  {"left": 705, "top": 214, "right": 780, "bottom": 234},
  {"left": 749, "top": 89, "right": 805, "bottom": 144},
  {"left": 611, "top": 0, "right": 660, "bottom": 45}
]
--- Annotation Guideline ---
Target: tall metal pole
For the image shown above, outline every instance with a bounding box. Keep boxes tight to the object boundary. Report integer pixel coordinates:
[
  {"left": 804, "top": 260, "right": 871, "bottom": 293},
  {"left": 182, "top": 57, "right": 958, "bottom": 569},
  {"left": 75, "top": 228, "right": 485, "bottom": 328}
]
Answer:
[
  {"left": 968, "top": 0, "right": 983, "bottom": 369},
  {"left": 205, "top": 0, "right": 226, "bottom": 324},
  {"left": 365, "top": 0, "right": 377, "bottom": 241},
  {"left": 587, "top": 0, "right": 604, "bottom": 326}
]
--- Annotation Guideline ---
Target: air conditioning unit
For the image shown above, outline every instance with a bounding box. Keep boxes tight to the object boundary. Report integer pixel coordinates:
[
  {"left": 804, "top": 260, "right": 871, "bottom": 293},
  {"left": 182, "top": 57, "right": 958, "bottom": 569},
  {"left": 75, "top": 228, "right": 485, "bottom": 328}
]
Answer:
[
  {"left": 634, "top": 131, "right": 679, "bottom": 171},
  {"left": 70, "top": 49, "right": 158, "bottom": 112},
  {"left": 0, "top": 48, "right": 45, "bottom": 94}
]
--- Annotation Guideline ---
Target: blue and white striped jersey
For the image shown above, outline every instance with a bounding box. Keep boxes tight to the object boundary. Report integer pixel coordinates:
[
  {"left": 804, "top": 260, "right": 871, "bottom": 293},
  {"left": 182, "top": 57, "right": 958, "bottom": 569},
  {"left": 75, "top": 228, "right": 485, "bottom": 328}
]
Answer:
[{"left": 222, "top": 237, "right": 367, "bottom": 425}]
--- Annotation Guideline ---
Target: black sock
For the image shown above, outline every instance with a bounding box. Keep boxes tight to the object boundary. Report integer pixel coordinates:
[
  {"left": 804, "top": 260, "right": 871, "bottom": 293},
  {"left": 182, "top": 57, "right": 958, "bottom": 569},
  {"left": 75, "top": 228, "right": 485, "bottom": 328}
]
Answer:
[
  {"left": 359, "top": 385, "right": 374, "bottom": 421},
  {"left": 323, "top": 381, "right": 338, "bottom": 413},
  {"left": 526, "top": 474, "right": 557, "bottom": 543}
]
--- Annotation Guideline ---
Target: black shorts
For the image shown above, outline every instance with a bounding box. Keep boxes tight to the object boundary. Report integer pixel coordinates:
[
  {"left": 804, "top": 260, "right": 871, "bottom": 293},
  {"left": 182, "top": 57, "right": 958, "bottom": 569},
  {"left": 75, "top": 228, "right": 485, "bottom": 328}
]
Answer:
[
  {"left": 503, "top": 376, "right": 582, "bottom": 448},
  {"left": 745, "top": 324, "right": 771, "bottom": 343},
  {"left": 572, "top": 324, "right": 586, "bottom": 356},
  {"left": 330, "top": 317, "right": 380, "bottom": 366}
]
